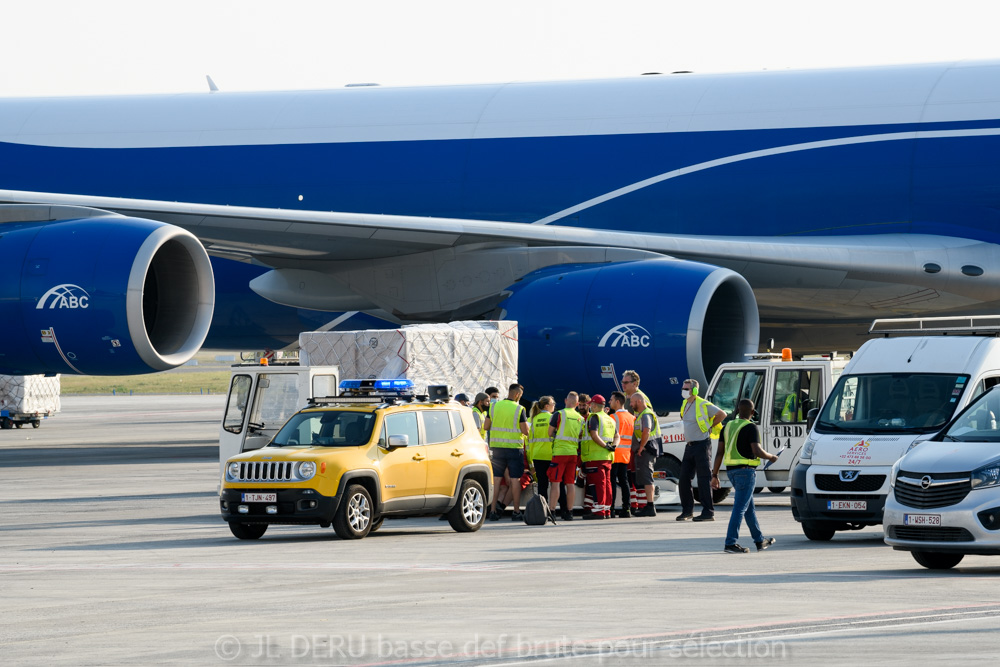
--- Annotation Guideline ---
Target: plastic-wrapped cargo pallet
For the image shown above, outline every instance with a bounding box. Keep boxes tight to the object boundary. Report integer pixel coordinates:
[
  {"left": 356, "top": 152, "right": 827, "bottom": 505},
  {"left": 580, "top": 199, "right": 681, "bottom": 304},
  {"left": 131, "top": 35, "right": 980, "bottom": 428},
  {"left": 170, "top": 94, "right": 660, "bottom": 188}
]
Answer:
[
  {"left": 0, "top": 374, "right": 61, "bottom": 423},
  {"left": 300, "top": 321, "right": 518, "bottom": 396}
]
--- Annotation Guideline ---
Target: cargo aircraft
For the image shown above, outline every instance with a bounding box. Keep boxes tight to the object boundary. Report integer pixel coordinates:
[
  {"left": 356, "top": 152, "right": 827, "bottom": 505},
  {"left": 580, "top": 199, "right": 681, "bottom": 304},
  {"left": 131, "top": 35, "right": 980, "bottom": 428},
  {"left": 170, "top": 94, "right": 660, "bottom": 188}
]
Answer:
[{"left": 3, "top": 60, "right": 1000, "bottom": 409}]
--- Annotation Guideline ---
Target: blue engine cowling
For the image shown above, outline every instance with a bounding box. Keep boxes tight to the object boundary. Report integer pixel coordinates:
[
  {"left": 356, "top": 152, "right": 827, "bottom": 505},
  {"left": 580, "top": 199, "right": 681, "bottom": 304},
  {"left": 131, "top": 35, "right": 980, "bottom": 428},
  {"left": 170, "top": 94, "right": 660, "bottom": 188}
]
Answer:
[
  {"left": 0, "top": 213, "right": 214, "bottom": 375},
  {"left": 502, "top": 258, "right": 759, "bottom": 413}
]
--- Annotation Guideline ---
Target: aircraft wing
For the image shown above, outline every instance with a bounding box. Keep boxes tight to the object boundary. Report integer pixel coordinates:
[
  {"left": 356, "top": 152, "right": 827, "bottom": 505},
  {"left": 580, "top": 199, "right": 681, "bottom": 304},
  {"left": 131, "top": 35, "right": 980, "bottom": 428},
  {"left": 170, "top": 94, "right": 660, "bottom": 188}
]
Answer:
[{"left": 3, "top": 188, "right": 999, "bottom": 318}]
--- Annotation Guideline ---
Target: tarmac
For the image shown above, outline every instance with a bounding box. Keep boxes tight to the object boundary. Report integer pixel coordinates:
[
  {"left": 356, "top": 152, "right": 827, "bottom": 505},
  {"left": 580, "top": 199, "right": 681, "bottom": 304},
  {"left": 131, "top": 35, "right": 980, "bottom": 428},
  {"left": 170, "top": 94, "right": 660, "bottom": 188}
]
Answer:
[{"left": 2, "top": 395, "right": 1000, "bottom": 666}]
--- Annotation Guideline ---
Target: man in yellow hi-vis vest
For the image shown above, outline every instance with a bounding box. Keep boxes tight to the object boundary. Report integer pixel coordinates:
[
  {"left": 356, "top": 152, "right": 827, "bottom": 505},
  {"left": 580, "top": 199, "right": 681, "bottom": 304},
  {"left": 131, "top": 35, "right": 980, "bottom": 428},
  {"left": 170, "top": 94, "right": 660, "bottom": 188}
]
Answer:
[
  {"left": 711, "top": 398, "right": 778, "bottom": 553},
  {"left": 676, "top": 378, "right": 726, "bottom": 522},
  {"left": 484, "top": 383, "right": 530, "bottom": 521}
]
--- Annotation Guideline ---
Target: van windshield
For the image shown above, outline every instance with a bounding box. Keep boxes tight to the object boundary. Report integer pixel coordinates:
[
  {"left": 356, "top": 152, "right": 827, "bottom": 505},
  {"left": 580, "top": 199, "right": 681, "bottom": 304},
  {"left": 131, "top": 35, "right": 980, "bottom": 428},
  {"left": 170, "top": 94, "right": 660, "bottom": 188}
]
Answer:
[
  {"left": 270, "top": 410, "right": 377, "bottom": 447},
  {"left": 940, "top": 387, "right": 1000, "bottom": 442},
  {"left": 816, "top": 373, "right": 969, "bottom": 434}
]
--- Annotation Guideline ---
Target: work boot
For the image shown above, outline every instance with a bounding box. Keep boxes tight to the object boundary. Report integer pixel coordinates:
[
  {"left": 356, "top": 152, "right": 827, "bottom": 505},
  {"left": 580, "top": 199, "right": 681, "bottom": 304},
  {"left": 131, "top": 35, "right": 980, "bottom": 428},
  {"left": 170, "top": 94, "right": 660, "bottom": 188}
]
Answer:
[
  {"left": 619, "top": 508, "right": 632, "bottom": 519},
  {"left": 634, "top": 505, "right": 656, "bottom": 517},
  {"left": 756, "top": 537, "right": 776, "bottom": 551},
  {"left": 675, "top": 513, "right": 694, "bottom": 522},
  {"left": 487, "top": 510, "right": 500, "bottom": 522},
  {"left": 561, "top": 510, "right": 574, "bottom": 522},
  {"left": 692, "top": 514, "right": 715, "bottom": 522},
  {"left": 511, "top": 511, "right": 523, "bottom": 521},
  {"left": 724, "top": 543, "right": 750, "bottom": 554}
]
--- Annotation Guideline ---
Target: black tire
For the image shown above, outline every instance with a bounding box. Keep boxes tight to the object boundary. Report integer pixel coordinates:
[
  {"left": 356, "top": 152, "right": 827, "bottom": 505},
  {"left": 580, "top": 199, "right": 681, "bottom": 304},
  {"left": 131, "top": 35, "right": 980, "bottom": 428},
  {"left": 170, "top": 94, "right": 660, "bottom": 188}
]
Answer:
[
  {"left": 692, "top": 485, "right": 731, "bottom": 504},
  {"left": 768, "top": 487, "right": 786, "bottom": 494},
  {"left": 802, "top": 521, "right": 836, "bottom": 541},
  {"left": 32, "top": 421, "right": 40, "bottom": 429},
  {"left": 0, "top": 418, "right": 12, "bottom": 430},
  {"left": 447, "top": 479, "right": 486, "bottom": 532},
  {"left": 14, "top": 422, "right": 22, "bottom": 429},
  {"left": 753, "top": 487, "right": 763, "bottom": 494},
  {"left": 369, "top": 517, "right": 384, "bottom": 533},
  {"left": 228, "top": 522, "right": 267, "bottom": 540},
  {"left": 333, "top": 484, "right": 373, "bottom": 539},
  {"left": 912, "top": 551, "right": 964, "bottom": 570}
]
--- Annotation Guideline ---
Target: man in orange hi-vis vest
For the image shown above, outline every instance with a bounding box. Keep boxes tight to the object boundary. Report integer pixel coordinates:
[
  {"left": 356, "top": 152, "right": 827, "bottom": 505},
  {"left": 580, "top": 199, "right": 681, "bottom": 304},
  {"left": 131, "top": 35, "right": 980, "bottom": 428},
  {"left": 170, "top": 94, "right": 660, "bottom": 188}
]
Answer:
[{"left": 609, "top": 391, "right": 635, "bottom": 518}]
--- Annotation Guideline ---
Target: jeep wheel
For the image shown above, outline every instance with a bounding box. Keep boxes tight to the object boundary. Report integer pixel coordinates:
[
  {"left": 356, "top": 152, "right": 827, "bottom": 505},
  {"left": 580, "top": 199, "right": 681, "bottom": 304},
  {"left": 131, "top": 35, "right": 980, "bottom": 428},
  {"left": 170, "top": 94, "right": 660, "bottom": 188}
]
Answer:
[
  {"left": 802, "top": 521, "right": 836, "bottom": 541},
  {"left": 333, "top": 484, "right": 373, "bottom": 539},
  {"left": 912, "top": 551, "right": 964, "bottom": 570},
  {"left": 448, "top": 479, "right": 486, "bottom": 532},
  {"left": 768, "top": 487, "right": 786, "bottom": 494},
  {"left": 229, "top": 522, "right": 267, "bottom": 540},
  {"left": 369, "top": 517, "right": 384, "bottom": 533}
]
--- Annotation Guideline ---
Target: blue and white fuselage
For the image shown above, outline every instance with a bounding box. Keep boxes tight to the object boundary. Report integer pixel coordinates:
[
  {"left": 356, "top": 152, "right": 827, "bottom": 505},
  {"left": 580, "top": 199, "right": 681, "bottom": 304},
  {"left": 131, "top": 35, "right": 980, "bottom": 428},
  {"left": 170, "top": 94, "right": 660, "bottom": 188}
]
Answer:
[{"left": 2, "top": 60, "right": 1000, "bottom": 404}]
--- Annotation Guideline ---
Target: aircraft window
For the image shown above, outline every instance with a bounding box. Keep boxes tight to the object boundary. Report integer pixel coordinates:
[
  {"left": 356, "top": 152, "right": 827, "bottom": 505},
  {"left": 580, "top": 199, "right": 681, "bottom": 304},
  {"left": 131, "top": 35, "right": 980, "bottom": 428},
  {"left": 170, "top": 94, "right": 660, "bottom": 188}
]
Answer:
[
  {"left": 422, "top": 410, "right": 454, "bottom": 445},
  {"left": 223, "top": 374, "right": 252, "bottom": 434}
]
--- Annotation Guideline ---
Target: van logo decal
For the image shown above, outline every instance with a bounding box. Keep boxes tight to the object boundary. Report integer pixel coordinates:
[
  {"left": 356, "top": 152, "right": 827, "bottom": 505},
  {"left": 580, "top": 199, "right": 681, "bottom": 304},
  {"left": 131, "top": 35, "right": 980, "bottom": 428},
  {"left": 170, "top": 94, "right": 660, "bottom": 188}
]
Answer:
[{"left": 839, "top": 470, "right": 860, "bottom": 482}]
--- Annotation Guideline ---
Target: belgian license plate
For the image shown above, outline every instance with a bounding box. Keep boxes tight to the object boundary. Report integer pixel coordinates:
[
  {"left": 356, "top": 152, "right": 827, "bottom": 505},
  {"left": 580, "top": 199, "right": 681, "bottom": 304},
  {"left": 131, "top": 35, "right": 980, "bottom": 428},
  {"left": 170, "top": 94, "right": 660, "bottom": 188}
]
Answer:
[
  {"left": 242, "top": 493, "right": 276, "bottom": 503},
  {"left": 827, "top": 500, "right": 867, "bottom": 510},
  {"left": 904, "top": 513, "right": 941, "bottom": 526}
]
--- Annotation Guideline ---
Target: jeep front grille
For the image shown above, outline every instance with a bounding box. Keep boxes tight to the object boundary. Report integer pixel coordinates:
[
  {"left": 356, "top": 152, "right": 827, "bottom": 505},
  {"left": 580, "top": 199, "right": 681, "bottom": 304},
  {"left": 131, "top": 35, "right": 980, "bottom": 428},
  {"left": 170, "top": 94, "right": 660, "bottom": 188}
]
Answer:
[{"left": 232, "top": 461, "right": 294, "bottom": 482}]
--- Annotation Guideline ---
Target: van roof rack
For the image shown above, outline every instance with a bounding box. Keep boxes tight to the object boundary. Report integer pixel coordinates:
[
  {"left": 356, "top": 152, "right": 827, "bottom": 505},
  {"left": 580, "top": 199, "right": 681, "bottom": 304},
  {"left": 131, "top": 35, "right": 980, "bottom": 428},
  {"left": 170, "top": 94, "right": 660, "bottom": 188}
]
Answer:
[{"left": 869, "top": 316, "right": 1000, "bottom": 337}]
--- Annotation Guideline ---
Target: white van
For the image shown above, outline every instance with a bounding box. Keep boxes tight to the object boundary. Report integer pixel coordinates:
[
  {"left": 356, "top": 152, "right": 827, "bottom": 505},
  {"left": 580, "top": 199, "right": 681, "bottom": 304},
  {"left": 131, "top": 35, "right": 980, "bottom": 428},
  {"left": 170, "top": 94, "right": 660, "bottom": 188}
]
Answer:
[{"left": 791, "top": 318, "right": 1000, "bottom": 541}]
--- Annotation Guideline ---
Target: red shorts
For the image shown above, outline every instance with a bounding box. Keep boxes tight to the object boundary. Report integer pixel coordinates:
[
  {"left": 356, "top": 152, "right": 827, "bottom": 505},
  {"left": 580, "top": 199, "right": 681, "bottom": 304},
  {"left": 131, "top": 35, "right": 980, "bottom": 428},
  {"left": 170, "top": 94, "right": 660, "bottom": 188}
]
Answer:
[{"left": 548, "top": 455, "right": 578, "bottom": 484}]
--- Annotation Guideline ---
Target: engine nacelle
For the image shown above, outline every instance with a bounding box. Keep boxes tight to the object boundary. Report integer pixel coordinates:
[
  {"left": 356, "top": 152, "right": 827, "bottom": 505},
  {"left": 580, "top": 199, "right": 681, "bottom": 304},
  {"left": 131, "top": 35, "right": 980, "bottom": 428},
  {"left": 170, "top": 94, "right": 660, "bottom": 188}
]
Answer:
[
  {"left": 0, "top": 216, "right": 214, "bottom": 375},
  {"left": 502, "top": 259, "right": 759, "bottom": 413}
]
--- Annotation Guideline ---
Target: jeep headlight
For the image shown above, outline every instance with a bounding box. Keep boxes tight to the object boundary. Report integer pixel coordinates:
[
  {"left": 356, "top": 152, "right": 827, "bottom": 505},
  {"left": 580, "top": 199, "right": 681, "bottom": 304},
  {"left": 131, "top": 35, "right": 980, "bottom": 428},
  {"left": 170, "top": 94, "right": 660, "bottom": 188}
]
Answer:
[
  {"left": 800, "top": 437, "right": 817, "bottom": 462},
  {"left": 971, "top": 459, "right": 1000, "bottom": 490},
  {"left": 227, "top": 462, "right": 241, "bottom": 480},
  {"left": 297, "top": 461, "right": 317, "bottom": 480},
  {"left": 889, "top": 460, "right": 901, "bottom": 488}
]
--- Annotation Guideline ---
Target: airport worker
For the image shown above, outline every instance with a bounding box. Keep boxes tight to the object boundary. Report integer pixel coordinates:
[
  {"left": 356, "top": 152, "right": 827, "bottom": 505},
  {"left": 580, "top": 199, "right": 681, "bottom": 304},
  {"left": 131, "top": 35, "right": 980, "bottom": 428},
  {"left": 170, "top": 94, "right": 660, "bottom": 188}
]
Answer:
[
  {"left": 527, "top": 396, "right": 556, "bottom": 503},
  {"left": 675, "top": 378, "right": 726, "bottom": 522},
  {"left": 471, "top": 392, "right": 490, "bottom": 439},
  {"left": 609, "top": 391, "right": 635, "bottom": 518},
  {"left": 548, "top": 391, "right": 586, "bottom": 521},
  {"left": 630, "top": 392, "right": 661, "bottom": 517},
  {"left": 455, "top": 393, "right": 471, "bottom": 407},
  {"left": 711, "top": 398, "right": 778, "bottom": 553},
  {"left": 485, "top": 386, "right": 501, "bottom": 403},
  {"left": 582, "top": 395, "right": 617, "bottom": 519},
  {"left": 484, "top": 383, "right": 530, "bottom": 521},
  {"left": 621, "top": 370, "right": 653, "bottom": 415},
  {"left": 576, "top": 393, "right": 591, "bottom": 419}
]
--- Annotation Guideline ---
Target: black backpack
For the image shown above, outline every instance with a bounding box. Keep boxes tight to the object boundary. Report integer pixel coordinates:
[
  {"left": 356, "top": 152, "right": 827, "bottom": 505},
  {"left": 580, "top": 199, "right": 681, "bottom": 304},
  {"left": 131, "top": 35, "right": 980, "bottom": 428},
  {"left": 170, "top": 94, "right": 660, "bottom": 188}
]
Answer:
[{"left": 523, "top": 484, "right": 556, "bottom": 525}]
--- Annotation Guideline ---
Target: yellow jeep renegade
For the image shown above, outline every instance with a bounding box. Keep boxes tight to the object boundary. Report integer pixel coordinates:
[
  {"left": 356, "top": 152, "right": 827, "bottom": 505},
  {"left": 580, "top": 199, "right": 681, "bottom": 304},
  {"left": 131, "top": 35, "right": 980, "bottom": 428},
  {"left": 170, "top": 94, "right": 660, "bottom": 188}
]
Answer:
[{"left": 220, "top": 392, "right": 493, "bottom": 540}]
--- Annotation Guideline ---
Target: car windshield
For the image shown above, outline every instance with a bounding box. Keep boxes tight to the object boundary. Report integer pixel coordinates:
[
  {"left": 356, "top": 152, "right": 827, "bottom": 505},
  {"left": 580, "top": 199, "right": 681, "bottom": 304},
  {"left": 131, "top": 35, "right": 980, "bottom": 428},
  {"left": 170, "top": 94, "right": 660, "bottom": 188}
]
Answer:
[
  {"left": 270, "top": 410, "right": 377, "bottom": 447},
  {"left": 816, "top": 373, "right": 969, "bottom": 434},
  {"left": 940, "top": 387, "right": 1000, "bottom": 442}
]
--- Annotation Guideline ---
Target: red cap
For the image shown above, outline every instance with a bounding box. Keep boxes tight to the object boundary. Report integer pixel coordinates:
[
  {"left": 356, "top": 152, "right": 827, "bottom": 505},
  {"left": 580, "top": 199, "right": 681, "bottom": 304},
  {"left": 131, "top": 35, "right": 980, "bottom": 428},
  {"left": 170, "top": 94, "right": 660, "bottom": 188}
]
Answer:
[{"left": 590, "top": 394, "right": 606, "bottom": 404}]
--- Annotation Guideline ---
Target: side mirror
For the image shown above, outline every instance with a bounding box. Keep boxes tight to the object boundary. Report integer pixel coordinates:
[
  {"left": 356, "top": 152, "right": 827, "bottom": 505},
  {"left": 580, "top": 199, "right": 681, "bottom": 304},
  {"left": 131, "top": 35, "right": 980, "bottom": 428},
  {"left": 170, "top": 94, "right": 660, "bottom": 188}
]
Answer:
[
  {"left": 806, "top": 407, "right": 820, "bottom": 432},
  {"left": 386, "top": 434, "right": 410, "bottom": 449}
]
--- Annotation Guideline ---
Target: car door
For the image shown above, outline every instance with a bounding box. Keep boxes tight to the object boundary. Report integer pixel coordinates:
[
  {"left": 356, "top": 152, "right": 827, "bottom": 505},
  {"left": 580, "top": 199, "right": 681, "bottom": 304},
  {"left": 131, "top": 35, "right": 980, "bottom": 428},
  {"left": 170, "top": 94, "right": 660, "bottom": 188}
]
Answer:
[
  {"left": 377, "top": 411, "right": 426, "bottom": 510},
  {"left": 421, "top": 409, "right": 464, "bottom": 508}
]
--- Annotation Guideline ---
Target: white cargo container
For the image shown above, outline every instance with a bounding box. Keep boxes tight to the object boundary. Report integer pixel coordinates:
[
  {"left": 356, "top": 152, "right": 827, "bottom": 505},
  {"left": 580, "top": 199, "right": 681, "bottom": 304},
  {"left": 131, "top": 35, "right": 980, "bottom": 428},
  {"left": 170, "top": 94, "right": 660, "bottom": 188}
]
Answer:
[
  {"left": 0, "top": 374, "right": 61, "bottom": 429},
  {"left": 299, "top": 320, "right": 519, "bottom": 397}
]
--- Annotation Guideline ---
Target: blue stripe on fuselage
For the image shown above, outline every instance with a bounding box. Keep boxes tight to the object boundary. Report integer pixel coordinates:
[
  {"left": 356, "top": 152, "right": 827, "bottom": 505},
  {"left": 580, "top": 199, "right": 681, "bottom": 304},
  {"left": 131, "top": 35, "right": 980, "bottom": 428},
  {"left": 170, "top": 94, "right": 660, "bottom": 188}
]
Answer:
[{"left": 2, "top": 117, "right": 1000, "bottom": 242}]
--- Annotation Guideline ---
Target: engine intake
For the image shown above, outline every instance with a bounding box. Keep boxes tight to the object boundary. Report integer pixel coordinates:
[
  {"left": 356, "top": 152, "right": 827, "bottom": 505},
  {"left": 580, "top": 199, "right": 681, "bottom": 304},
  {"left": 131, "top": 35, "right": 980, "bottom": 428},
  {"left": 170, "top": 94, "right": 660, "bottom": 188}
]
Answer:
[
  {"left": 0, "top": 214, "right": 214, "bottom": 375},
  {"left": 502, "top": 258, "right": 758, "bottom": 412}
]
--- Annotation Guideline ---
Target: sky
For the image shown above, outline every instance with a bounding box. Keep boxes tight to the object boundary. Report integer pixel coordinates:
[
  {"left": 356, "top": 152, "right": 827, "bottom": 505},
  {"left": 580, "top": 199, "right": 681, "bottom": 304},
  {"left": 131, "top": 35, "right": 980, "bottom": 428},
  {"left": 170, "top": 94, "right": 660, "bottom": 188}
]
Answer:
[{"left": 1, "top": 0, "right": 999, "bottom": 97}]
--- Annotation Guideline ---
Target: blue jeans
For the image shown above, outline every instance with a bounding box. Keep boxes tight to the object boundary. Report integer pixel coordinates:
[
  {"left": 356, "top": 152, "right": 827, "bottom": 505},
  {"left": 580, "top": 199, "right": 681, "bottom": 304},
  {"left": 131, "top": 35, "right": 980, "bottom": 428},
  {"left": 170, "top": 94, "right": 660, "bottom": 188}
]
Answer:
[{"left": 726, "top": 467, "right": 763, "bottom": 546}]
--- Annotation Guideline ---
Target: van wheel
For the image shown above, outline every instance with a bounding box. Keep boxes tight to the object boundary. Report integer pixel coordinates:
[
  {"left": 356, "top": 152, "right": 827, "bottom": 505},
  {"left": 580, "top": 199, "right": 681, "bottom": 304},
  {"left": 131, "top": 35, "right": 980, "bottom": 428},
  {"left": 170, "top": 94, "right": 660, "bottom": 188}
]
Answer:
[
  {"left": 768, "top": 487, "right": 786, "bottom": 494},
  {"left": 229, "top": 522, "right": 267, "bottom": 540},
  {"left": 448, "top": 479, "right": 486, "bottom": 532},
  {"left": 333, "top": 484, "right": 372, "bottom": 539},
  {"left": 912, "top": 551, "right": 964, "bottom": 570},
  {"left": 693, "top": 486, "right": 731, "bottom": 504},
  {"left": 802, "top": 521, "right": 836, "bottom": 541}
]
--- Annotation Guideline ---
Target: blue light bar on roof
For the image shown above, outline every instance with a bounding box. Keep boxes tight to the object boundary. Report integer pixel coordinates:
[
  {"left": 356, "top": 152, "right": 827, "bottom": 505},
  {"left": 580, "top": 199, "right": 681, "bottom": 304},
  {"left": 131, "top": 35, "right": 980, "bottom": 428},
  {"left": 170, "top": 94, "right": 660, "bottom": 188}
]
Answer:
[{"left": 339, "top": 378, "right": 414, "bottom": 394}]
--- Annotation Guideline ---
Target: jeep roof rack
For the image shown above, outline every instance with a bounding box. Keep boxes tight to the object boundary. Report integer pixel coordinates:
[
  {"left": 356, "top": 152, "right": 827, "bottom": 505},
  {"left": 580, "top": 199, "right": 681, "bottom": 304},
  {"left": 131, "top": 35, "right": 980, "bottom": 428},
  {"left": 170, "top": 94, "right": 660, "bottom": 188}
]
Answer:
[{"left": 869, "top": 315, "right": 1000, "bottom": 337}]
